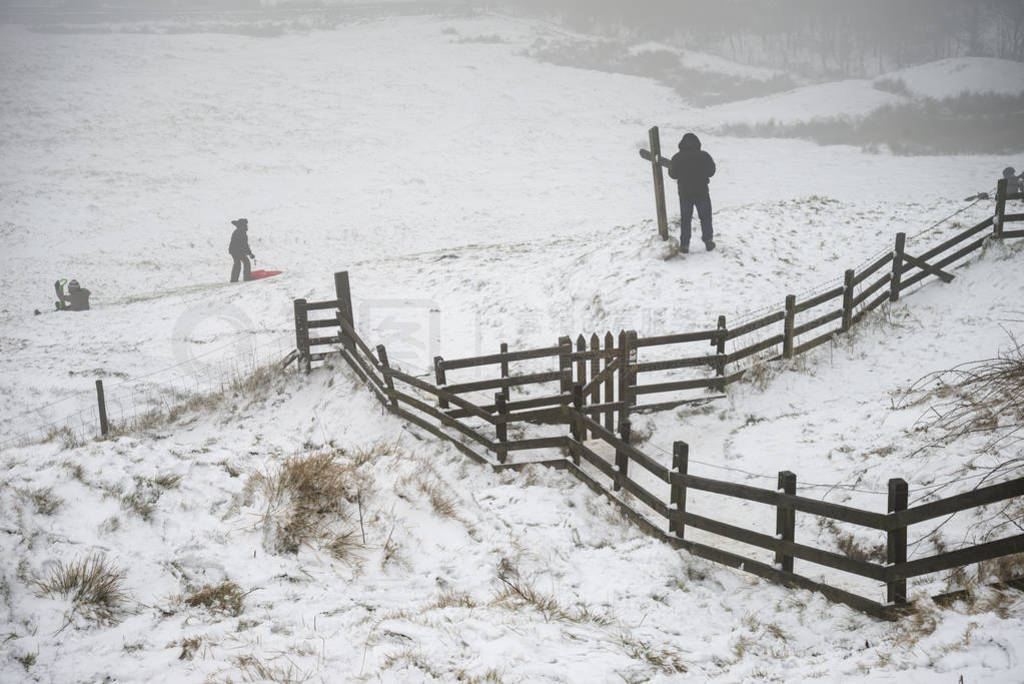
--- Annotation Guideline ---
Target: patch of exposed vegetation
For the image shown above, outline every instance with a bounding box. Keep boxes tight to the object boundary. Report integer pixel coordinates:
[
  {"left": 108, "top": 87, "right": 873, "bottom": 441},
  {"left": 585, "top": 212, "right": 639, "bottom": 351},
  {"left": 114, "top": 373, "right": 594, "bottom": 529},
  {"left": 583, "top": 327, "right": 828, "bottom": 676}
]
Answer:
[
  {"left": 247, "top": 450, "right": 369, "bottom": 557},
  {"left": 719, "top": 92, "right": 1024, "bottom": 155},
  {"left": 184, "top": 581, "right": 246, "bottom": 617},
  {"left": 35, "top": 553, "right": 129, "bottom": 625}
]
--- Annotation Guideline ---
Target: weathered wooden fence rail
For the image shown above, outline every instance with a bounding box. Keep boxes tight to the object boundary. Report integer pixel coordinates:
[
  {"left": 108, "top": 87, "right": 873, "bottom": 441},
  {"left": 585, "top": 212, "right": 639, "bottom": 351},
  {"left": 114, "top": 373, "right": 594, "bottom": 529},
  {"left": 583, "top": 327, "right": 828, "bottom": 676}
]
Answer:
[{"left": 285, "top": 177, "right": 1024, "bottom": 618}]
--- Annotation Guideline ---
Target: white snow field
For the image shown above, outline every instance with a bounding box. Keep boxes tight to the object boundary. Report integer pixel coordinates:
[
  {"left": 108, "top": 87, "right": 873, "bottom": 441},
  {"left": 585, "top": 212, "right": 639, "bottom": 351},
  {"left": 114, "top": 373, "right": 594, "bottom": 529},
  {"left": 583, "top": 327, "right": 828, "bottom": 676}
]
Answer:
[{"left": 1, "top": 8, "right": 1023, "bottom": 683}]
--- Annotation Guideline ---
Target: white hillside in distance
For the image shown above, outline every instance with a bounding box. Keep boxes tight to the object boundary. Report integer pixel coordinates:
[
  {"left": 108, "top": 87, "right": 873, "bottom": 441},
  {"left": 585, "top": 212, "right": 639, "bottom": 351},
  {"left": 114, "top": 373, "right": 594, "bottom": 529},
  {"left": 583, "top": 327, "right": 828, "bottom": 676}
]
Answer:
[{"left": 1, "top": 7, "right": 1023, "bottom": 683}]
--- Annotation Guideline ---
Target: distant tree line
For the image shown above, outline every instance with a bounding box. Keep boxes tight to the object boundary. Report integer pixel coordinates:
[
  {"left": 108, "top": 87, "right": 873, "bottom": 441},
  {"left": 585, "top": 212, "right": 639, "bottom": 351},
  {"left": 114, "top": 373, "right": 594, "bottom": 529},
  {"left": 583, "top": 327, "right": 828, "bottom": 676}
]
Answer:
[{"left": 491, "top": 0, "right": 1024, "bottom": 76}]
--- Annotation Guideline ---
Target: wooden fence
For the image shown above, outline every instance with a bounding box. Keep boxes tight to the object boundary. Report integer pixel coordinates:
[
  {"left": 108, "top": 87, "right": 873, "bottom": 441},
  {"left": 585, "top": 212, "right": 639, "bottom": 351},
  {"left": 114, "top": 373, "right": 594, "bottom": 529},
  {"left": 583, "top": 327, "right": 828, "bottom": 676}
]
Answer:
[{"left": 288, "top": 177, "right": 1024, "bottom": 618}]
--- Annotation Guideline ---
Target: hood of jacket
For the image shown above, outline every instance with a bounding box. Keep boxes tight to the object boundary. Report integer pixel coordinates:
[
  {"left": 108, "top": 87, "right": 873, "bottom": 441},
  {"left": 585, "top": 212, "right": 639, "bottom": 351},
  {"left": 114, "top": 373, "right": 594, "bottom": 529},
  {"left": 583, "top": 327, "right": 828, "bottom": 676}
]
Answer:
[{"left": 679, "top": 132, "right": 702, "bottom": 151}]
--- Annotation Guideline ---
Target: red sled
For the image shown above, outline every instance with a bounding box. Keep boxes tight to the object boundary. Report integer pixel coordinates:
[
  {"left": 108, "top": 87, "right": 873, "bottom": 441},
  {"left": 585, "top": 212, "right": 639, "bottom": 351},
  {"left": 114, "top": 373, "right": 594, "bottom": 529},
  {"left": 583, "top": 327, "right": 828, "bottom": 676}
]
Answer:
[{"left": 249, "top": 269, "right": 282, "bottom": 280}]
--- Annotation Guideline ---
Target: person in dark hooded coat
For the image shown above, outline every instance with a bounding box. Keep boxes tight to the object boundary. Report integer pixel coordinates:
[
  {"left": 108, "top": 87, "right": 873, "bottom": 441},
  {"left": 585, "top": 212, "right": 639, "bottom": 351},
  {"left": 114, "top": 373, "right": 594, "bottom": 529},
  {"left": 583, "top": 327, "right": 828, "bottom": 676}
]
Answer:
[
  {"left": 668, "top": 132, "right": 716, "bottom": 252},
  {"left": 54, "top": 279, "right": 90, "bottom": 311},
  {"left": 228, "top": 218, "right": 255, "bottom": 282}
]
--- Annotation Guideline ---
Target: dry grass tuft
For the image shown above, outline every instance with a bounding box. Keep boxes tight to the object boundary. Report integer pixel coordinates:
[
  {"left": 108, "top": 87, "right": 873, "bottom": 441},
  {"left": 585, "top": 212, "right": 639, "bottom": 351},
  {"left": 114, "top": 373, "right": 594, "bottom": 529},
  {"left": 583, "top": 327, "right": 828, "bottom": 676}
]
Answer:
[
  {"left": 233, "top": 653, "right": 311, "bottom": 683},
  {"left": 492, "top": 566, "right": 611, "bottom": 626},
  {"left": 184, "top": 581, "right": 246, "bottom": 617},
  {"left": 41, "top": 425, "right": 83, "bottom": 450},
  {"left": 35, "top": 553, "right": 129, "bottom": 625},
  {"left": 620, "top": 633, "right": 689, "bottom": 674},
  {"left": 249, "top": 451, "right": 368, "bottom": 556},
  {"left": 19, "top": 486, "right": 63, "bottom": 516}
]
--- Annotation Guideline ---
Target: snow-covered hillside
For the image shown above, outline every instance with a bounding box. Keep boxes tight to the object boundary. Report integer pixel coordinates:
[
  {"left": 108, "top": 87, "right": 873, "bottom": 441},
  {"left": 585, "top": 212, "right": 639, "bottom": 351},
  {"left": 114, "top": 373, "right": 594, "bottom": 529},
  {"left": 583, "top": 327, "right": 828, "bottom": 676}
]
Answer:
[{"left": 1, "top": 8, "right": 1023, "bottom": 683}]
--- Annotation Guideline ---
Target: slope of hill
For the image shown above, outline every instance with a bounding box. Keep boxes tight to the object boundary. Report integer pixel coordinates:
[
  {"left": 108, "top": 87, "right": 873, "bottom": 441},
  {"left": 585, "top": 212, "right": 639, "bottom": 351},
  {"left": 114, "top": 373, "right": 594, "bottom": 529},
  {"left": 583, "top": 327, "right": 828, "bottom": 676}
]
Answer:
[{"left": 1, "top": 8, "right": 1022, "bottom": 682}]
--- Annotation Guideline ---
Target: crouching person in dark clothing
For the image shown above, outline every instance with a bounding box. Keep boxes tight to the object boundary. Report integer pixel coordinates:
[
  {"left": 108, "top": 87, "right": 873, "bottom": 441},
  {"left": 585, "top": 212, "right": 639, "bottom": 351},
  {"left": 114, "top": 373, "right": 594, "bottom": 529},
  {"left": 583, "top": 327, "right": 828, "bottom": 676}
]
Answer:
[
  {"left": 228, "top": 218, "right": 255, "bottom": 282},
  {"left": 55, "top": 279, "right": 90, "bottom": 311},
  {"left": 668, "top": 132, "right": 716, "bottom": 253}
]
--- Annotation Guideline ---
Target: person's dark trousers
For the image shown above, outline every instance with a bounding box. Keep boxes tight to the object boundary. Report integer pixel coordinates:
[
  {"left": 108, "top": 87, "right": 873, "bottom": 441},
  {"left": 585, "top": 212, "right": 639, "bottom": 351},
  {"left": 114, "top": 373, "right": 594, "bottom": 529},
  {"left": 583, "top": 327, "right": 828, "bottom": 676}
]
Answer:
[
  {"left": 679, "top": 194, "right": 714, "bottom": 247},
  {"left": 231, "top": 254, "right": 252, "bottom": 282}
]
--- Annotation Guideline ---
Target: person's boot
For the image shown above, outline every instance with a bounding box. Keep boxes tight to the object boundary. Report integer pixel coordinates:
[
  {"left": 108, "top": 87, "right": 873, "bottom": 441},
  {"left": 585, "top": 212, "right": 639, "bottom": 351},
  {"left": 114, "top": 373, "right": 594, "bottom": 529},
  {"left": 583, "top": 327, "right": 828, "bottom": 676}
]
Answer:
[
  {"left": 680, "top": 243, "right": 689, "bottom": 254},
  {"left": 704, "top": 240, "right": 716, "bottom": 251}
]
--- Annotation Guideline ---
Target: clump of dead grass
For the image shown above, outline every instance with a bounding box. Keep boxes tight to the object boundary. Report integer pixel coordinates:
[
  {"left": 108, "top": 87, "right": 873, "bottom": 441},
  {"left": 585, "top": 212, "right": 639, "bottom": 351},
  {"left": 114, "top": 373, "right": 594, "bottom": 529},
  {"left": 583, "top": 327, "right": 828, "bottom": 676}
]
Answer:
[
  {"left": 35, "top": 553, "right": 129, "bottom": 625},
  {"left": 248, "top": 451, "right": 369, "bottom": 557},
  {"left": 184, "top": 580, "right": 247, "bottom": 617}
]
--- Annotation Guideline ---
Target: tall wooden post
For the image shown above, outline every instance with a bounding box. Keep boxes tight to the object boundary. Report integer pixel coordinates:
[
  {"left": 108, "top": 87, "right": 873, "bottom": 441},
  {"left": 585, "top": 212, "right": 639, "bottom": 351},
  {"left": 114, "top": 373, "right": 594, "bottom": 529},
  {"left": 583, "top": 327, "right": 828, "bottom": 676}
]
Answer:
[
  {"left": 890, "top": 233, "right": 906, "bottom": 302},
  {"left": 887, "top": 478, "right": 909, "bottom": 605},
  {"left": 841, "top": 269, "right": 855, "bottom": 332},
  {"left": 95, "top": 379, "right": 109, "bottom": 437},
  {"left": 334, "top": 271, "right": 355, "bottom": 353},
  {"left": 775, "top": 471, "right": 797, "bottom": 573},
  {"left": 783, "top": 295, "right": 796, "bottom": 359},
  {"left": 648, "top": 126, "right": 670, "bottom": 241},
  {"left": 670, "top": 441, "right": 688, "bottom": 536},
  {"left": 995, "top": 178, "right": 1008, "bottom": 239}
]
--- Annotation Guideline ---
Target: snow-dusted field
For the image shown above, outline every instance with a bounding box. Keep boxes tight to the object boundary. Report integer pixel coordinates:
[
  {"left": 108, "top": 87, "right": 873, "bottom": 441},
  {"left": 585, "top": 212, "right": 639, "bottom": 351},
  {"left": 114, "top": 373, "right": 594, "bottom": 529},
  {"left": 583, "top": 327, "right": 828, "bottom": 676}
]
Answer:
[{"left": 1, "top": 8, "right": 1023, "bottom": 682}]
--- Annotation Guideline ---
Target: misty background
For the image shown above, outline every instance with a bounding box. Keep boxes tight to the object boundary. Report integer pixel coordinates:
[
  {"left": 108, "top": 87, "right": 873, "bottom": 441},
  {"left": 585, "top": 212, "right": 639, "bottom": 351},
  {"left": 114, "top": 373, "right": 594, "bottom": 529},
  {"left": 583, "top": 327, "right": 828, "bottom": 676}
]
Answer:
[{"left": 2, "top": 0, "right": 1023, "bottom": 153}]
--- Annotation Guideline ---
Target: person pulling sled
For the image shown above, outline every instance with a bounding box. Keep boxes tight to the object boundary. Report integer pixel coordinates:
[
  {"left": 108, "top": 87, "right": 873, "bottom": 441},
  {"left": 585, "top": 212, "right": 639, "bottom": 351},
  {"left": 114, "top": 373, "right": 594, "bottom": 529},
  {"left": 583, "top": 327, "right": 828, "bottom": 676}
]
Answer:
[{"left": 229, "top": 218, "right": 256, "bottom": 282}]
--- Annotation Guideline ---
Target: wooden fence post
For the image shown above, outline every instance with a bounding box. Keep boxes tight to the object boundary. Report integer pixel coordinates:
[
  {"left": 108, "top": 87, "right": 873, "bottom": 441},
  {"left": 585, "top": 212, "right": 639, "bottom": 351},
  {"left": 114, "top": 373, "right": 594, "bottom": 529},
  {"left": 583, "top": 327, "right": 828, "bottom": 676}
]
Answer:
[
  {"left": 495, "top": 392, "right": 508, "bottom": 464},
  {"left": 95, "top": 379, "right": 109, "bottom": 437},
  {"left": 334, "top": 271, "right": 355, "bottom": 353},
  {"left": 890, "top": 233, "right": 906, "bottom": 302},
  {"left": 995, "top": 178, "right": 1007, "bottom": 239},
  {"left": 841, "top": 269, "right": 855, "bottom": 332},
  {"left": 576, "top": 335, "right": 587, "bottom": 440},
  {"left": 499, "top": 342, "right": 510, "bottom": 400},
  {"left": 571, "top": 383, "right": 584, "bottom": 464},
  {"left": 293, "top": 298, "right": 311, "bottom": 373},
  {"left": 783, "top": 295, "right": 796, "bottom": 359},
  {"left": 714, "top": 315, "right": 727, "bottom": 389},
  {"left": 775, "top": 470, "right": 797, "bottom": 572},
  {"left": 670, "top": 441, "right": 688, "bottom": 536},
  {"left": 603, "top": 331, "right": 615, "bottom": 431},
  {"left": 558, "top": 336, "right": 572, "bottom": 394},
  {"left": 434, "top": 356, "right": 448, "bottom": 408},
  {"left": 648, "top": 126, "right": 670, "bottom": 241},
  {"left": 589, "top": 332, "right": 600, "bottom": 407},
  {"left": 376, "top": 345, "right": 398, "bottom": 406},
  {"left": 614, "top": 420, "right": 631, "bottom": 491},
  {"left": 887, "top": 478, "right": 909, "bottom": 605}
]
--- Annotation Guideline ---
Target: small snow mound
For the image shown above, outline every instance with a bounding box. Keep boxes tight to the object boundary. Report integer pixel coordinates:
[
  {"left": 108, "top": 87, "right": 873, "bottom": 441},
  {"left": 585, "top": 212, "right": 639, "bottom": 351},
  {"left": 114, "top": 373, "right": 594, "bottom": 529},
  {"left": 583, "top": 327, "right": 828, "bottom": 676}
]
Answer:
[
  {"left": 635, "top": 232, "right": 679, "bottom": 261},
  {"left": 877, "top": 58, "right": 1024, "bottom": 99}
]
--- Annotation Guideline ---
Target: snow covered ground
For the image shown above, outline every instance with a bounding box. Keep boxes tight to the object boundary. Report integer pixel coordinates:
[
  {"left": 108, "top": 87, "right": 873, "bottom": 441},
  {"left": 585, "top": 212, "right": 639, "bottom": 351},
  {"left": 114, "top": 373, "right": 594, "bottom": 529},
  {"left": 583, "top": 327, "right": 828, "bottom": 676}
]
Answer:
[{"left": 1, "top": 8, "right": 1023, "bottom": 682}]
